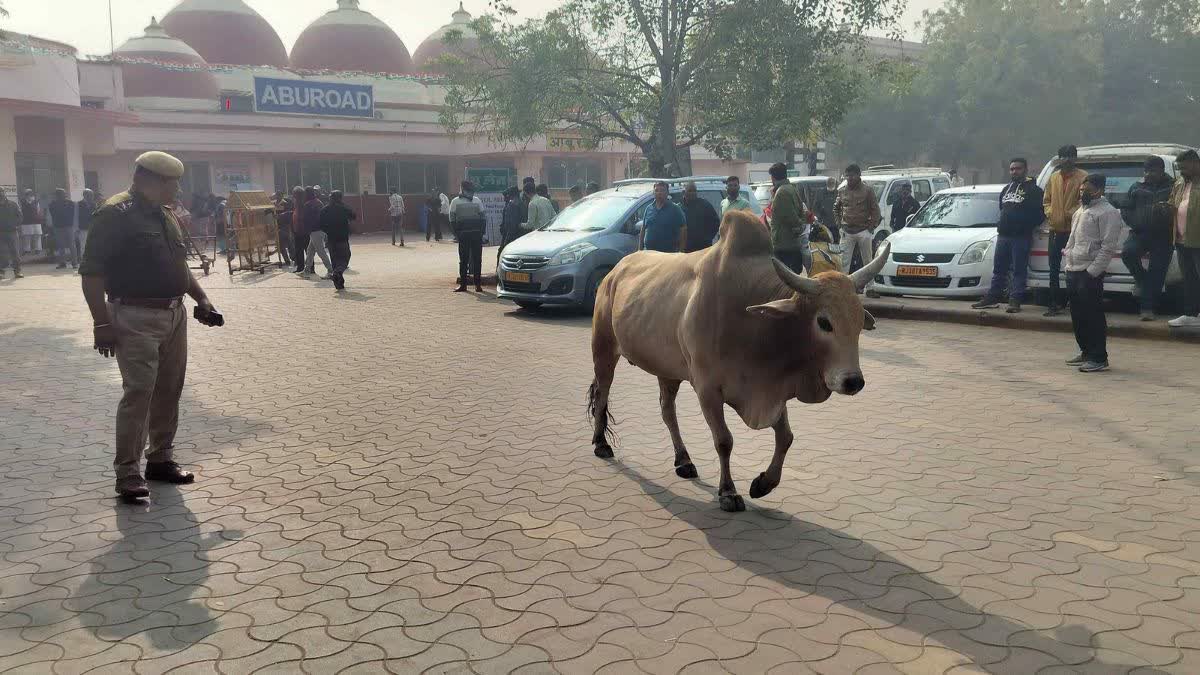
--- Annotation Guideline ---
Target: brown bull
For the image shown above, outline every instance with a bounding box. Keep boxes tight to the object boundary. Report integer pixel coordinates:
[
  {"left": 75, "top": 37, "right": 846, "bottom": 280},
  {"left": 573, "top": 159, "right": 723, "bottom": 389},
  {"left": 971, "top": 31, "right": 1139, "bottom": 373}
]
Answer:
[{"left": 587, "top": 209, "right": 889, "bottom": 511}]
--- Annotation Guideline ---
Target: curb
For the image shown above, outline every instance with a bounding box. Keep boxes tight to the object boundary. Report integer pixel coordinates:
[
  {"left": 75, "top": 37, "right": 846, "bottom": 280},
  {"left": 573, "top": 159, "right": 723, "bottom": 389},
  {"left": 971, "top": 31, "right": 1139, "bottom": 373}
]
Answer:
[{"left": 864, "top": 299, "right": 1200, "bottom": 343}]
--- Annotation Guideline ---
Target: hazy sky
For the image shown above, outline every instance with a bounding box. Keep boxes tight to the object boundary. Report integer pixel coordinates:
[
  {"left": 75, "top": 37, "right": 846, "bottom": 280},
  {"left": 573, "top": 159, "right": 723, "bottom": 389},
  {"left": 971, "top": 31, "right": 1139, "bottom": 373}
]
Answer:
[{"left": 2, "top": 0, "right": 940, "bottom": 57}]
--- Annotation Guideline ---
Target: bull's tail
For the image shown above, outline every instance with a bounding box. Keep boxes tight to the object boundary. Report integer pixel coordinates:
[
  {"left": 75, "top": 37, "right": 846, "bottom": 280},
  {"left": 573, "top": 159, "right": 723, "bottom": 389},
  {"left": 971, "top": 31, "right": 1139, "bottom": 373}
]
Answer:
[{"left": 586, "top": 380, "right": 617, "bottom": 447}]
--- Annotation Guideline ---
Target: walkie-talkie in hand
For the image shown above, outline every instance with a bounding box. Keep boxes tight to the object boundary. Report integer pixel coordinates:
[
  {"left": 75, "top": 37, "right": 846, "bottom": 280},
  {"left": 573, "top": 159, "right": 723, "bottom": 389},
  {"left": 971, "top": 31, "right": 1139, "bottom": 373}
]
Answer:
[{"left": 193, "top": 306, "right": 225, "bottom": 327}]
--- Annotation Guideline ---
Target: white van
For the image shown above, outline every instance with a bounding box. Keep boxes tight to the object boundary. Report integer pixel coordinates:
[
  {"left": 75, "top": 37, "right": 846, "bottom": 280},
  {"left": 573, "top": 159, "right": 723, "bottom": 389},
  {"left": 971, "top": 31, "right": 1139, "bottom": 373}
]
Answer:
[{"left": 1028, "top": 144, "right": 1188, "bottom": 301}]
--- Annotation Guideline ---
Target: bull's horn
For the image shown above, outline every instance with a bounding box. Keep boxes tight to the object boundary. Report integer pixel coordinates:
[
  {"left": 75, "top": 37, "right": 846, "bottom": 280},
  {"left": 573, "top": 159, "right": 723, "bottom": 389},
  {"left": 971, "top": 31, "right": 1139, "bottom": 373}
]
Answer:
[
  {"left": 850, "top": 241, "right": 891, "bottom": 290},
  {"left": 772, "top": 257, "right": 821, "bottom": 295}
]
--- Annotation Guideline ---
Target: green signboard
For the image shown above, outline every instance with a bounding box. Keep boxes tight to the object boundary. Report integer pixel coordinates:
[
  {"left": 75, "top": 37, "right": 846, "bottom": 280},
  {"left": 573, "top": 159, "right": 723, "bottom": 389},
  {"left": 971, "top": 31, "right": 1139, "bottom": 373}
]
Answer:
[{"left": 466, "top": 168, "right": 513, "bottom": 194}]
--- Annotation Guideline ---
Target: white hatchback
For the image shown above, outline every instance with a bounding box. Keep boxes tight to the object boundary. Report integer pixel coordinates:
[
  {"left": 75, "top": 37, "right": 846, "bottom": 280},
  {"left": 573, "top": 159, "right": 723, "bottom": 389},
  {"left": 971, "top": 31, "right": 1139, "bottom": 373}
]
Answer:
[{"left": 873, "top": 185, "right": 1003, "bottom": 298}]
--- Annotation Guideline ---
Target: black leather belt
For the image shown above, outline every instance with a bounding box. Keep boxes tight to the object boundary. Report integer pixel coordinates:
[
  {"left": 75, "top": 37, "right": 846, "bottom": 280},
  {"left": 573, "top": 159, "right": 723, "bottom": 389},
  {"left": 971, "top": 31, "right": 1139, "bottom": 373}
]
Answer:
[{"left": 111, "top": 297, "right": 183, "bottom": 310}]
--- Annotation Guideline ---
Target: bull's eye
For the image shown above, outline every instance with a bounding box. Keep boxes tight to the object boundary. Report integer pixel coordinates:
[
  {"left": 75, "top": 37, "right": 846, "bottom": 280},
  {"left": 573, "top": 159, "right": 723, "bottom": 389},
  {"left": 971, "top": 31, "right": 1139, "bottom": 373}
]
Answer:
[{"left": 817, "top": 317, "right": 834, "bottom": 333}]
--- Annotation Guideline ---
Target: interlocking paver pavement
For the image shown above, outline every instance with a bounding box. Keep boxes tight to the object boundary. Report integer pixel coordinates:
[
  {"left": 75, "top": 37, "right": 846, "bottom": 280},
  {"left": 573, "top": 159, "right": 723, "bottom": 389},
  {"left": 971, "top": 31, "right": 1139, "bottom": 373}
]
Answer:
[{"left": 2, "top": 235, "right": 1200, "bottom": 673}]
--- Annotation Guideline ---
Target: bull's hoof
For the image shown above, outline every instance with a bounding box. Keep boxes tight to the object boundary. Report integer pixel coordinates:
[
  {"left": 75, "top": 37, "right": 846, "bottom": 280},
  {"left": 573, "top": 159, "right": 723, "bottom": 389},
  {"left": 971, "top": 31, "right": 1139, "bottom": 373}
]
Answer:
[
  {"left": 594, "top": 444, "right": 614, "bottom": 459},
  {"left": 719, "top": 494, "right": 746, "bottom": 512},
  {"left": 675, "top": 463, "right": 698, "bottom": 479},
  {"left": 749, "top": 472, "right": 777, "bottom": 499}
]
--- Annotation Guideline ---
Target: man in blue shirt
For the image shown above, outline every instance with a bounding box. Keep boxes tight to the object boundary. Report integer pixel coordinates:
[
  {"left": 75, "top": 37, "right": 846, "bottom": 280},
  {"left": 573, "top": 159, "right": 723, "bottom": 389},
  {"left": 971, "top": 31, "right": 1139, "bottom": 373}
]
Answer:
[{"left": 641, "top": 181, "right": 685, "bottom": 252}]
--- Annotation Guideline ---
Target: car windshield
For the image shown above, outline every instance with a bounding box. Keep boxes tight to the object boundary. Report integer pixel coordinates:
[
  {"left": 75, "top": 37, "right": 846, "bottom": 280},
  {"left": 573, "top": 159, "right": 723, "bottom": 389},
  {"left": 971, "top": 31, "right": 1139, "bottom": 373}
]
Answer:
[
  {"left": 909, "top": 192, "right": 1001, "bottom": 228},
  {"left": 542, "top": 195, "right": 636, "bottom": 232}
]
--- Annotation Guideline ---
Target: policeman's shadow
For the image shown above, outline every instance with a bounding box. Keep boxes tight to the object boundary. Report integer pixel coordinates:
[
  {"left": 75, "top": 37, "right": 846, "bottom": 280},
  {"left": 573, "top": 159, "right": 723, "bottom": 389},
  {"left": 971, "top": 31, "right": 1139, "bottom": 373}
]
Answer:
[
  {"left": 333, "top": 290, "right": 375, "bottom": 302},
  {"left": 71, "top": 485, "right": 243, "bottom": 652},
  {"left": 614, "top": 463, "right": 1167, "bottom": 673}
]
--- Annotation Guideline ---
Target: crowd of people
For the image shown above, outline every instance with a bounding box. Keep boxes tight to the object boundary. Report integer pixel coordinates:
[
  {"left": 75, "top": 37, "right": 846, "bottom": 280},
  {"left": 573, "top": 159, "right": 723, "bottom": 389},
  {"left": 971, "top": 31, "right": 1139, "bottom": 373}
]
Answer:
[
  {"left": 271, "top": 186, "right": 356, "bottom": 290},
  {"left": 0, "top": 186, "right": 101, "bottom": 278}
]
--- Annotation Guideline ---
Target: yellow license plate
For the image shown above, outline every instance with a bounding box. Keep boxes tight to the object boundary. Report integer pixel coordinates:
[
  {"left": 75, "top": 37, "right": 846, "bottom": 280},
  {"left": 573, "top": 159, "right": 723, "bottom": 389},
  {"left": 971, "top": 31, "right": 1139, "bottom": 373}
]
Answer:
[
  {"left": 504, "top": 271, "right": 531, "bottom": 283},
  {"left": 896, "top": 265, "right": 938, "bottom": 277}
]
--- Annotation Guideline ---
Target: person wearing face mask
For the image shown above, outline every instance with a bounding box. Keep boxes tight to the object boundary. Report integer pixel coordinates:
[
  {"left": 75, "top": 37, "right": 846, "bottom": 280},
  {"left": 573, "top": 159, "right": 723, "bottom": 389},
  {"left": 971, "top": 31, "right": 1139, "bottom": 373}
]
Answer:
[
  {"left": 1119, "top": 156, "right": 1175, "bottom": 321},
  {"left": 1062, "top": 174, "right": 1125, "bottom": 373}
]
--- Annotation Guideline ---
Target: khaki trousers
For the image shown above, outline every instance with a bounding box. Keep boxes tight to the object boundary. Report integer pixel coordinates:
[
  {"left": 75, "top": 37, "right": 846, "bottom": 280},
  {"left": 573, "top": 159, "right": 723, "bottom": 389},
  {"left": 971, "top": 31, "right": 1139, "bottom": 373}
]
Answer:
[{"left": 112, "top": 302, "right": 187, "bottom": 479}]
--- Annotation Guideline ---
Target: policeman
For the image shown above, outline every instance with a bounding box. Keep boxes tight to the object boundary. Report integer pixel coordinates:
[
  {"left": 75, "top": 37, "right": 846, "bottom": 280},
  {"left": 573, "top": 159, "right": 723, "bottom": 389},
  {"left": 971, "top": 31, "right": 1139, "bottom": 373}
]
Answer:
[{"left": 80, "top": 151, "right": 221, "bottom": 499}]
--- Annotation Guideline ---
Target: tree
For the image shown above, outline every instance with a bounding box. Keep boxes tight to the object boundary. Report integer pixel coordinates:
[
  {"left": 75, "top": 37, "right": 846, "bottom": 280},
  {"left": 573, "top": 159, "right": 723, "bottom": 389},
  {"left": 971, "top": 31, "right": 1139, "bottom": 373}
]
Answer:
[{"left": 440, "top": 0, "right": 902, "bottom": 177}]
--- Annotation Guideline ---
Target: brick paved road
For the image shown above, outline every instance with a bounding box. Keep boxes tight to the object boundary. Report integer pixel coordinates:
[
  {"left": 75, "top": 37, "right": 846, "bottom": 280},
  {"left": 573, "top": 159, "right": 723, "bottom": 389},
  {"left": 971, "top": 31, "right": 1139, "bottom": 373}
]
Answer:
[{"left": 2, "top": 236, "right": 1200, "bottom": 674}]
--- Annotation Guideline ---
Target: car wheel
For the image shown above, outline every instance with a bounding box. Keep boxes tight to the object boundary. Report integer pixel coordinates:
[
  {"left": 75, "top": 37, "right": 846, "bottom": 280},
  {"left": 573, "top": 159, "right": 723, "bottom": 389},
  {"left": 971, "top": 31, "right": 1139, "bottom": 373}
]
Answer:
[
  {"left": 514, "top": 300, "right": 542, "bottom": 311},
  {"left": 584, "top": 268, "right": 609, "bottom": 314}
]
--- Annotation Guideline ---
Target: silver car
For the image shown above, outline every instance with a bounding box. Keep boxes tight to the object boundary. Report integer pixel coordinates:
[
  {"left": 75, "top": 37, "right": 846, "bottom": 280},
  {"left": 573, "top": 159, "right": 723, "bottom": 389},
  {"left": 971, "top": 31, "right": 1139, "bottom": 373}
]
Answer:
[{"left": 497, "top": 178, "right": 762, "bottom": 311}]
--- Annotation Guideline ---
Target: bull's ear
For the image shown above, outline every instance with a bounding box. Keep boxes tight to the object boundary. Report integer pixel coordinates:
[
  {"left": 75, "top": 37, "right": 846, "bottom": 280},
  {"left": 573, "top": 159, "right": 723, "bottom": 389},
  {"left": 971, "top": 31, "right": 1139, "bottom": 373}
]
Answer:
[
  {"left": 746, "top": 300, "right": 796, "bottom": 319},
  {"left": 863, "top": 309, "right": 877, "bottom": 331}
]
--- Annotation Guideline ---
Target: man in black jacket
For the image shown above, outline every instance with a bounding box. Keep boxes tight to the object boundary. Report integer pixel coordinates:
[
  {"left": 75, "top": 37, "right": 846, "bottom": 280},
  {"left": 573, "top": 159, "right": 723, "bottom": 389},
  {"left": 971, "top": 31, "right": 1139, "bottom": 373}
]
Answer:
[
  {"left": 888, "top": 183, "right": 921, "bottom": 232},
  {"left": 681, "top": 181, "right": 720, "bottom": 252},
  {"left": 497, "top": 186, "right": 522, "bottom": 263},
  {"left": 1120, "top": 156, "right": 1175, "bottom": 320},
  {"left": 974, "top": 158, "right": 1045, "bottom": 313},
  {"left": 319, "top": 190, "right": 356, "bottom": 291}
]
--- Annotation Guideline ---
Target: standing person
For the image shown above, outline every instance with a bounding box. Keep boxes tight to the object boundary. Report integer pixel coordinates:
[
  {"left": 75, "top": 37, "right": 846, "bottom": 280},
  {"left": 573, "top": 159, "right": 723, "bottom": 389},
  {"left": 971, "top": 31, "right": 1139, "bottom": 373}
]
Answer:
[
  {"left": 521, "top": 181, "right": 555, "bottom": 234},
  {"left": 640, "top": 181, "right": 685, "bottom": 253},
  {"left": 47, "top": 188, "right": 80, "bottom": 270},
  {"left": 449, "top": 180, "right": 486, "bottom": 293},
  {"left": 498, "top": 186, "right": 523, "bottom": 262},
  {"left": 0, "top": 187, "right": 22, "bottom": 279},
  {"left": 834, "top": 164, "right": 881, "bottom": 275},
  {"left": 320, "top": 190, "right": 356, "bottom": 291},
  {"left": 720, "top": 176, "right": 752, "bottom": 217},
  {"left": 289, "top": 187, "right": 308, "bottom": 273},
  {"left": 949, "top": 169, "right": 964, "bottom": 188},
  {"left": 426, "top": 187, "right": 444, "bottom": 242},
  {"left": 767, "top": 163, "right": 810, "bottom": 274},
  {"left": 302, "top": 187, "right": 332, "bottom": 277},
  {"left": 1063, "top": 174, "right": 1125, "bottom": 373},
  {"left": 438, "top": 187, "right": 451, "bottom": 240},
  {"left": 389, "top": 189, "right": 406, "bottom": 246},
  {"left": 888, "top": 183, "right": 921, "bottom": 232},
  {"left": 273, "top": 192, "right": 293, "bottom": 267},
  {"left": 681, "top": 181, "right": 720, "bottom": 252},
  {"left": 1168, "top": 149, "right": 1200, "bottom": 328},
  {"left": 76, "top": 189, "right": 97, "bottom": 259},
  {"left": 79, "top": 151, "right": 222, "bottom": 499},
  {"left": 536, "top": 183, "right": 559, "bottom": 214},
  {"left": 19, "top": 189, "right": 43, "bottom": 257},
  {"left": 1042, "top": 145, "right": 1089, "bottom": 316},
  {"left": 1120, "top": 156, "right": 1175, "bottom": 320},
  {"left": 973, "top": 158, "right": 1045, "bottom": 313}
]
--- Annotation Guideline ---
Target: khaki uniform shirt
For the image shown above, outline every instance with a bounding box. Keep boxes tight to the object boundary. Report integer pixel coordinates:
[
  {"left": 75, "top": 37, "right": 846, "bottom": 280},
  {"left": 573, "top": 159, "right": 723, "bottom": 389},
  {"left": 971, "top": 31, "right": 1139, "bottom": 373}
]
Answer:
[{"left": 79, "top": 190, "right": 191, "bottom": 299}]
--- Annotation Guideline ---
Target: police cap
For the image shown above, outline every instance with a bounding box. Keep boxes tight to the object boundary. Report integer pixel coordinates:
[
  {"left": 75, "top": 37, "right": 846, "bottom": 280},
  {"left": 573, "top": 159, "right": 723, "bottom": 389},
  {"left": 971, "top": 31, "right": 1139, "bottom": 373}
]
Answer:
[{"left": 135, "top": 151, "right": 185, "bottom": 179}]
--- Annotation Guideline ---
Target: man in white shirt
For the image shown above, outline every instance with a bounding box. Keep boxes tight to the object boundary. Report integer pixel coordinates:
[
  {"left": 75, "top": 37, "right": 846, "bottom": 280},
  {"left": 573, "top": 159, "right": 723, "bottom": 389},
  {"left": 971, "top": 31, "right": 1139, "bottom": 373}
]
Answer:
[
  {"left": 439, "top": 189, "right": 451, "bottom": 241},
  {"left": 521, "top": 182, "right": 555, "bottom": 233},
  {"left": 388, "top": 190, "right": 405, "bottom": 246}
]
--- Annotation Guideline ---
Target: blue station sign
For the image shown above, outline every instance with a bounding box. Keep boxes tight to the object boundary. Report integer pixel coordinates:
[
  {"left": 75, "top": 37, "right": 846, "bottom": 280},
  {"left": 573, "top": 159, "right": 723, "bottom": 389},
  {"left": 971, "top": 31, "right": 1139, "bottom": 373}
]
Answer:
[{"left": 253, "top": 77, "right": 374, "bottom": 118}]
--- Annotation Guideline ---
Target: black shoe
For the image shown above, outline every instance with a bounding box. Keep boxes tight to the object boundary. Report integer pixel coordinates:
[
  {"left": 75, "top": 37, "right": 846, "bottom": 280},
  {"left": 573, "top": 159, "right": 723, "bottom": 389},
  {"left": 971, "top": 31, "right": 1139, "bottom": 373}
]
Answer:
[
  {"left": 1065, "top": 353, "right": 1087, "bottom": 366},
  {"left": 115, "top": 475, "right": 150, "bottom": 498},
  {"left": 145, "top": 461, "right": 195, "bottom": 484},
  {"left": 971, "top": 297, "right": 1000, "bottom": 309},
  {"left": 454, "top": 286, "right": 467, "bottom": 293},
  {"left": 475, "top": 285, "right": 484, "bottom": 293},
  {"left": 334, "top": 273, "right": 345, "bottom": 290}
]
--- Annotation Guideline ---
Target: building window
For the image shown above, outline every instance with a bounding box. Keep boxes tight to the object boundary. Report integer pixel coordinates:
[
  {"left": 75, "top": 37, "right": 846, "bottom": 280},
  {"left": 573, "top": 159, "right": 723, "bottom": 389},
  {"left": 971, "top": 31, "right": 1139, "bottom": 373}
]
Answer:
[
  {"left": 180, "top": 161, "right": 212, "bottom": 199},
  {"left": 275, "top": 159, "right": 359, "bottom": 195},
  {"left": 543, "top": 158, "right": 603, "bottom": 190},
  {"left": 374, "top": 161, "right": 449, "bottom": 195},
  {"left": 14, "top": 153, "right": 67, "bottom": 199}
]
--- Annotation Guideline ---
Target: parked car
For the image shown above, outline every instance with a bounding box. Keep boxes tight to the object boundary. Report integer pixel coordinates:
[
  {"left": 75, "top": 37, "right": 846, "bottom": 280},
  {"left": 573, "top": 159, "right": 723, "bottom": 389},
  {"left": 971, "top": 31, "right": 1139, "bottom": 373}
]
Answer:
[
  {"left": 840, "top": 167, "right": 953, "bottom": 250},
  {"left": 1028, "top": 143, "right": 1188, "bottom": 301},
  {"left": 873, "top": 185, "right": 1003, "bottom": 298},
  {"left": 497, "top": 177, "right": 762, "bottom": 311}
]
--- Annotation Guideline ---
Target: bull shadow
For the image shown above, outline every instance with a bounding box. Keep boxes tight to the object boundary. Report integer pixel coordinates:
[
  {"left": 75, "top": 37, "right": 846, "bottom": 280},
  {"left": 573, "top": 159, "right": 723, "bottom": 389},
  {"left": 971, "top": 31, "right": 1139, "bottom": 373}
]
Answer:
[{"left": 615, "top": 463, "right": 1168, "bottom": 673}]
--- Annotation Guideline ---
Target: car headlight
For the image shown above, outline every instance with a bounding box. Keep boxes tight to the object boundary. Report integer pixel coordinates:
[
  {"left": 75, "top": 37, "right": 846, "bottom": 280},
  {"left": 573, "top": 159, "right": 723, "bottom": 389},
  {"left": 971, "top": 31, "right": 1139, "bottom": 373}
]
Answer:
[
  {"left": 549, "top": 242, "right": 597, "bottom": 266},
  {"left": 959, "top": 240, "right": 992, "bottom": 265}
]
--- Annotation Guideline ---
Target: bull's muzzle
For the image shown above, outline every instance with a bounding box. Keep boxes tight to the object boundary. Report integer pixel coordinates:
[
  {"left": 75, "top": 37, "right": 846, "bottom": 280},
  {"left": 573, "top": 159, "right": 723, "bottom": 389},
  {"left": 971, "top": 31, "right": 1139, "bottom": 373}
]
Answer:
[{"left": 839, "top": 373, "right": 865, "bottom": 396}]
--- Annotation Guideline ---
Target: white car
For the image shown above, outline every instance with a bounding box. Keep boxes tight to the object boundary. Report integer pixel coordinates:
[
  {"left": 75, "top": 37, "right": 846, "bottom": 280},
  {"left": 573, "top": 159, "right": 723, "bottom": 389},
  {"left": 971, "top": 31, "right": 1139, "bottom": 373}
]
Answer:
[{"left": 873, "top": 185, "right": 1003, "bottom": 298}]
